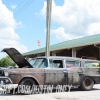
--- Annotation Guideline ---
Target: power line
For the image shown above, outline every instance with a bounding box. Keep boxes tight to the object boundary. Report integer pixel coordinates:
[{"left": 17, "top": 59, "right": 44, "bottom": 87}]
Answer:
[
  {"left": 14, "top": 0, "right": 34, "bottom": 17},
  {"left": 11, "top": 0, "right": 25, "bottom": 12},
  {"left": 0, "top": 0, "right": 35, "bottom": 29},
  {"left": 0, "top": 0, "right": 34, "bottom": 29},
  {"left": 0, "top": 0, "right": 25, "bottom": 27}
]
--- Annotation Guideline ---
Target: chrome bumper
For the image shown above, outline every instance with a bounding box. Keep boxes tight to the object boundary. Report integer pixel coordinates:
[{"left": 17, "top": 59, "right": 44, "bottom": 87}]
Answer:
[{"left": 0, "top": 77, "right": 18, "bottom": 90}]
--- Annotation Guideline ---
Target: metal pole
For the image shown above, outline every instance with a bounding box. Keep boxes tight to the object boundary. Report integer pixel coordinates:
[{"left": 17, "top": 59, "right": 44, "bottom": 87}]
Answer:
[{"left": 46, "top": 0, "right": 52, "bottom": 56}]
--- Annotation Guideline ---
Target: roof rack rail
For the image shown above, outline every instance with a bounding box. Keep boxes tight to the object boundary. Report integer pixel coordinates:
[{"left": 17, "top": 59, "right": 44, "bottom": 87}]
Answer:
[{"left": 81, "top": 56, "right": 97, "bottom": 60}]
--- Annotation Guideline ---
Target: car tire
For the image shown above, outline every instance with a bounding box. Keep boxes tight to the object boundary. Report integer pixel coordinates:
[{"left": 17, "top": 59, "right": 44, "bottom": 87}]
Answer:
[
  {"left": 80, "top": 77, "right": 94, "bottom": 91},
  {"left": 18, "top": 78, "right": 36, "bottom": 94}
]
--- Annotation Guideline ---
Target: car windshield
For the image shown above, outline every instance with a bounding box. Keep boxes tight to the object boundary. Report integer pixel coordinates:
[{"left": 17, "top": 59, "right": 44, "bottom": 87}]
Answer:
[{"left": 29, "top": 58, "right": 48, "bottom": 68}]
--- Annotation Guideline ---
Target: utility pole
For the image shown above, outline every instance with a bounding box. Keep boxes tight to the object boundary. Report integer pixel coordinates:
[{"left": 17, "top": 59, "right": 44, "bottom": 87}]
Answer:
[{"left": 45, "top": 0, "right": 52, "bottom": 56}]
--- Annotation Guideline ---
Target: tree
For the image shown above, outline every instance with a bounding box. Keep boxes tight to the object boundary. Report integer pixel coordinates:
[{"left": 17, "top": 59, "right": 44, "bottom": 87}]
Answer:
[{"left": 0, "top": 56, "right": 15, "bottom": 67}]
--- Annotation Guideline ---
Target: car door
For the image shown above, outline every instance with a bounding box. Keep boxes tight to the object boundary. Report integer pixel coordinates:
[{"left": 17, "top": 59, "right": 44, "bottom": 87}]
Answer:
[
  {"left": 65, "top": 59, "right": 82, "bottom": 85},
  {"left": 45, "top": 59, "right": 67, "bottom": 86}
]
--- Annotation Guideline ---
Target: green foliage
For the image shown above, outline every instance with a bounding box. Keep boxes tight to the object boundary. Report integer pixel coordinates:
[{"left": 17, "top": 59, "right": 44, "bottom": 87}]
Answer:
[{"left": 0, "top": 56, "right": 15, "bottom": 67}]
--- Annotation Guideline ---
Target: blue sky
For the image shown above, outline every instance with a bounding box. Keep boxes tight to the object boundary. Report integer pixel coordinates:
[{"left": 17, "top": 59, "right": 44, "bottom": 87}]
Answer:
[
  {"left": 2, "top": 0, "right": 53, "bottom": 50},
  {"left": 0, "top": 0, "right": 100, "bottom": 58}
]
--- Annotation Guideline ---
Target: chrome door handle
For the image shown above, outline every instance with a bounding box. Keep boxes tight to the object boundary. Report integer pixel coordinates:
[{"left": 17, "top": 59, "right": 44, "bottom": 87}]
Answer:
[
  {"left": 63, "top": 71, "right": 67, "bottom": 73},
  {"left": 78, "top": 71, "right": 82, "bottom": 73}
]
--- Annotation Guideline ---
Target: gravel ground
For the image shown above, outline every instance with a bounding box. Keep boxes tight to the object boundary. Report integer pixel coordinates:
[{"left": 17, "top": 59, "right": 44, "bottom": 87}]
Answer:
[{"left": 0, "top": 84, "right": 100, "bottom": 100}]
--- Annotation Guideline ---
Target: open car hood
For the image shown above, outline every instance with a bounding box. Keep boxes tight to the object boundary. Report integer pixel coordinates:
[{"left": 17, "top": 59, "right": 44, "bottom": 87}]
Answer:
[{"left": 2, "top": 48, "right": 33, "bottom": 68}]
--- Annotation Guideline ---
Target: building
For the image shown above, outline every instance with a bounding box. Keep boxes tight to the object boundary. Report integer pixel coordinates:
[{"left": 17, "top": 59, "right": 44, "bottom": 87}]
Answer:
[{"left": 23, "top": 34, "right": 100, "bottom": 60}]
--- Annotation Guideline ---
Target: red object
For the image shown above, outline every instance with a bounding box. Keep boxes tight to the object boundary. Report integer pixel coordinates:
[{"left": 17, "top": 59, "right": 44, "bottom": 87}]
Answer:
[{"left": 38, "top": 40, "right": 41, "bottom": 46}]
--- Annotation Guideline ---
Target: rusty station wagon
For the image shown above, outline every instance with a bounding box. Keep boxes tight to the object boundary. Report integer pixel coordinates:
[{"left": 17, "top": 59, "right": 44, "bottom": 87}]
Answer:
[{"left": 0, "top": 48, "right": 100, "bottom": 93}]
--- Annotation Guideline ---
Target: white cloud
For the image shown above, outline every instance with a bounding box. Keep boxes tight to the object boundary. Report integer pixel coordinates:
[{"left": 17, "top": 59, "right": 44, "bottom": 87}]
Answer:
[
  {"left": 87, "top": 23, "right": 100, "bottom": 35},
  {"left": 40, "top": 0, "right": 100, "bottom": 41},
  {"left": 10, "top": 3, "right": 17, "bottom": 10},
  {"left": 0, "top": 0, "right": 27, "bottom": 58},
  {"left": 51, "top": 27, "right": 81, "bottom": 41}
]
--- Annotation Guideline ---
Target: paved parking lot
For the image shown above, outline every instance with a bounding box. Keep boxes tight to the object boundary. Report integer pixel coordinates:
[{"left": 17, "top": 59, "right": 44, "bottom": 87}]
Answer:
[{"left": 0, "top": 84, "right": 100, "bottom": 100}]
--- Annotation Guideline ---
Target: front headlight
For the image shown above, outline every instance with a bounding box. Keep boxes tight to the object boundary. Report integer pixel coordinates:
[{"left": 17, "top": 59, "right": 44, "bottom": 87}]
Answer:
[
  {"left": 4, "top": 70, "right": 9, "bottom": 76},
  {"left": 0, "top": 70, "right": 4, "bottom": 76}
]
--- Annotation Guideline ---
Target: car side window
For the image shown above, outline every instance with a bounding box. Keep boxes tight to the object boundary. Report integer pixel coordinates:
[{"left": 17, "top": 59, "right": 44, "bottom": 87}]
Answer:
[
  {"left": 84, "top": 62, "right": 100, "bottom": 68},
  {"left": 49, "top": 59, "right": 63, "bottom": 68},
  {"left": 29, "top": 59, "right": 36, "bottom": 67},
  {"left": 65, "top": 60, "right": 80, "bottom": 68},
  {"left": 30, "top": 58, "right": 48, "bottom": 68}
]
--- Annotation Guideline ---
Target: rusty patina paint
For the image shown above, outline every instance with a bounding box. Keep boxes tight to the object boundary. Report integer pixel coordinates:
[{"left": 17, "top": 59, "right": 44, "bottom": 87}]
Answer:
[{"left": 8, "top": 68, "right": 44, "bottom": 85}]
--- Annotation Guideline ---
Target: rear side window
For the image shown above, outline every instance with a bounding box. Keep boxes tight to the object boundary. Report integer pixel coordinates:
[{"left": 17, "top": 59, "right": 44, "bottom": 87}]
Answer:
[
  {"left": 65, "top": 60, "right": 80, "bottom": 68},
  {"left": 84, "top": 62, "right": 100, "bottom": 68},
  {"left": 49, "top": 59, "right": 63, "bottom": 68}
]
